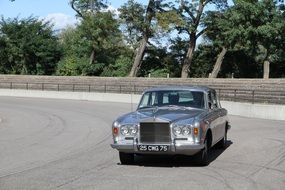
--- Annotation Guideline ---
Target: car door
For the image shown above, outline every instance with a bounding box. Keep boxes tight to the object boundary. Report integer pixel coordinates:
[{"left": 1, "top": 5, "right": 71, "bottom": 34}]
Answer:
[
  {"left": 212, "top": 91, "right": 226, "bottom": 142},
  {"left": 207, "top": 90, "right": 220, "bottom": 145}
]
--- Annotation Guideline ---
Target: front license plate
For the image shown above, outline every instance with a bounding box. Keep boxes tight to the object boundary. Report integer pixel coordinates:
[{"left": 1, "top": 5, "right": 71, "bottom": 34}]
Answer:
[{"left": 138, "top": 145, "right": 169, "bottom": 152}]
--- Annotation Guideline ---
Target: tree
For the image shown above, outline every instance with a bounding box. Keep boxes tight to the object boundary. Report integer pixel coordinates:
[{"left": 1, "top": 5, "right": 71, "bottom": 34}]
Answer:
[
  {"left": 70, "top": 0, "right": 119, "bottom": 66},
  {"left": 190, "top": 45, "right": 218, "bottom": 78},
  {"left": 58, "top": 26, "right": 90, "bottom": 58},
  {"left": 138, "top": 46, "right": 181, "bottom": 77},
  {"left": 67, "top": 0, "right": 128, "bottom": 76},
  {"left": 70, "top": 0, "right": 108, "bottom": 18},
  {"left": 0, "top": 17, "right": 62, "bottom": 75},
  {"left": 202, "top": 0, "right": 285, "bottom": 79},
  {"left": 119, "top": 0, "right": 159, "bottom": 77},
  {"left": 157, "top": 0, "right": 228, "bottom": 78},
  {"left": 203, "top": 11, "right": 228, "bottom": 78},
  {"left": 79, "top": 11, "right": 122, "bottom": 66},
  {"left": 100, "top": 55, "right": 133, "bottom": 77},
  {"left": 255, "top": 0, "right": 285, "bottom": 78},
  {"left": 57, "top": 15, "right": 127, "bottom": 76}
]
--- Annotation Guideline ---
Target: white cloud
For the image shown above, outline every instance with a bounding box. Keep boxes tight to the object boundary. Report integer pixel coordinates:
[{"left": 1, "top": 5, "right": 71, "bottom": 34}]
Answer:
[
  {"left": 104, "top": 5, "right": 120, "bottom": 17},
  {"left": 41, "top": 7, "right": 119, "bottom": 31},
  {"left": 41, "top": 13, "right": 78, "bottom": 31}
]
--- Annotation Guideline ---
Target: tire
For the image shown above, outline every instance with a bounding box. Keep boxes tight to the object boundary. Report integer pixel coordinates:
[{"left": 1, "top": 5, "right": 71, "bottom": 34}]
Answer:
[
  {"left": 119, "top": 152, "right": 135, "bottom": 165},
  {"left": 196, "top": 138, "right": 209, "bottom": 166},
  {"left": 216, "top": 128, "right": 227, "bottom": 149}
]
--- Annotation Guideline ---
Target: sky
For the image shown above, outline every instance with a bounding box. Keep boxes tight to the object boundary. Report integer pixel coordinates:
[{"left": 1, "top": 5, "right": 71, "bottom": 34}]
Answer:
[{"left": 0, "top": 0, "right": 147, "bottom": 30}]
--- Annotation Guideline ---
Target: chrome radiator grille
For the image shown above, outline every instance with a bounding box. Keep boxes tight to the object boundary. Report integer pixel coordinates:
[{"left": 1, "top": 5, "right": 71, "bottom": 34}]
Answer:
[{"left": 139, "top": 122, "right": 170, "bottom": 143}]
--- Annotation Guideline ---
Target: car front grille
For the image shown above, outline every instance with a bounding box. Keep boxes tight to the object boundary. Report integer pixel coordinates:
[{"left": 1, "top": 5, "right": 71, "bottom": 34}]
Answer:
[{"left": 139, "top": 122, "right": 170, "bottom": 143}]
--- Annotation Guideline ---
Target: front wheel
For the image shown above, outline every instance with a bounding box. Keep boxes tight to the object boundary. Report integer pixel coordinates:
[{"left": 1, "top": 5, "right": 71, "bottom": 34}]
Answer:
[
  {"left": 119, "top": 152, "right": 135, "bottom": 165},
  {"left": 196, "top": 138, "right": 209, "bottom": 166}
]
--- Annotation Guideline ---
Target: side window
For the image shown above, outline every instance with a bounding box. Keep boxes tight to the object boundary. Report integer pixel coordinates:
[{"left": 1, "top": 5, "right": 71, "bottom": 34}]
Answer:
[
  {"left": 208, "top": 92, "right": 213, "bottom": 107},
  {"left": 208, "top": 91, "right": 218, "bottom": 109},
  {"left": 208, "top": 92, "right": 212, "bottom": 101},
  {"left": 212, "top": 91, "right": 219, "bottom": 109}
]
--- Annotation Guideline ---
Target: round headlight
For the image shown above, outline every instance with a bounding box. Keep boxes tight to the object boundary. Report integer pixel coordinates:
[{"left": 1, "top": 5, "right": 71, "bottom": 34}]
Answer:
[
  {"left": 129, "top": 126, "right": 138, "bottom": 135},
  {"left": 182, "top": 126, "right": 191, "bottom": 135},
  {"left": 173, "top": 126, "right": 182, "bottom": 136},
  {"left": 120, "top": 126, "right": 129, "bottom": 135}
]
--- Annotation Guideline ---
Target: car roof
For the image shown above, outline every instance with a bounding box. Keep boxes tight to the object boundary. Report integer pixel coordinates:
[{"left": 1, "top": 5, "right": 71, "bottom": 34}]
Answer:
[{"left": 143, "top": 85, "right": 214, "bottom": 93}]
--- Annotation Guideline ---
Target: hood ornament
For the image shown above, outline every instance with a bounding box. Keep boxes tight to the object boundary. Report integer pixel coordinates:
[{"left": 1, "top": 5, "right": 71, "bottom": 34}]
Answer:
[{"left": 153, "top": 106, "right": 158, "bottom": 121}]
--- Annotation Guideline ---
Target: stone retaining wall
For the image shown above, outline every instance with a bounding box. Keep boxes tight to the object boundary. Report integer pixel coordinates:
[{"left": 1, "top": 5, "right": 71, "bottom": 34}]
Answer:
[{"left": 1, "top": 75, "right": 284, "bottom": 104}]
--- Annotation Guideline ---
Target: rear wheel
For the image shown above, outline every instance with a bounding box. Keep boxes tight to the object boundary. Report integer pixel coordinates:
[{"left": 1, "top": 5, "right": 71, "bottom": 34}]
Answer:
[{"left": 119, "top": 152, "right": 135, "bottom": 165}]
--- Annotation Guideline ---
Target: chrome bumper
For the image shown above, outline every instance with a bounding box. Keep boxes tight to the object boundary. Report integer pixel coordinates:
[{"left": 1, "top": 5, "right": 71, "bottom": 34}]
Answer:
[{"left": 111, "top": 142, "right": 204, "bottom": 156}]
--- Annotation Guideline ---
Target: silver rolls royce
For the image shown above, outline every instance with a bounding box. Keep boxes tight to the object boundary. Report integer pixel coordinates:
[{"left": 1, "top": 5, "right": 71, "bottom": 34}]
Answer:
[{"left": 111, "top": 86, "right": 230, "bottom": 166}]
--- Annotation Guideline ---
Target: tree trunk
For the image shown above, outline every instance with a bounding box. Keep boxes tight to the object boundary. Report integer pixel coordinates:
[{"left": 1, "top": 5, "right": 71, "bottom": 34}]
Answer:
[
  {"left": 129, "top": 37, "right": 147, "bottom": 77},
  {"left": 263, "top": 60, "right": 270, "bottom": 79},
  {"left": 89, "top": 48, "right": 96, "bottom": 65},
  {"left": 181, "top": 33, "right": 196, "bottom": 78},
  {"left": 209, "top": 47, "right": 227, "bottom": 78},
  {"left": 180, "top": 0, "right": 205, "bottom": 78},
  {"left": 70, "top": 0, "right": 84, "bottom": 18},
  {"left": 128, "top": 0, "right": 155, "bottom": 77}
]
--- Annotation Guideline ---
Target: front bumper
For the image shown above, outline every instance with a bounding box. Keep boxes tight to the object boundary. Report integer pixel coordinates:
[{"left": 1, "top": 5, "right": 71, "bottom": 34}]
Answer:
[{"left": 111, "top": 142, "right": 204, "bottom": 156}]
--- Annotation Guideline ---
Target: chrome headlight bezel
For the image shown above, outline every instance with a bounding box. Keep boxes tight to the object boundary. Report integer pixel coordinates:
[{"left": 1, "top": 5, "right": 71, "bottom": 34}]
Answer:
[
  {"left": 173, "top": 124, "right": 182, "bottom": 136},
  {"left": 120, "top": 124, "right": 139, "bottom": 136},
  {"left": 182, "top": 126, "right": 191, "bottom": 135},
  {"left": 120, "top": 126, "right": 129, "bottom": 136},
  {"left": 129, "top": 126, "right": 138, "bottom": 135},
  {"left": 172, "top": 123, "right": 192, "bottom": 137}
]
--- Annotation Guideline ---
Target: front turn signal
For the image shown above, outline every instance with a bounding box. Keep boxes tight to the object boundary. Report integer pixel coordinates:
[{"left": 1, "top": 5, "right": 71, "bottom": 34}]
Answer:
[
  {"left": 193, "top": 127, "right": 199, "bottom": 136},
  {"left": 113, "top": 127, "right": 119, "bottom": 136}
]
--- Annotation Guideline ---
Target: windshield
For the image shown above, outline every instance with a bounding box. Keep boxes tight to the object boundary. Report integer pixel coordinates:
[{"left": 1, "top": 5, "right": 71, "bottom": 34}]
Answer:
[{"left": 138, "top": 90, "right": 205, "bottom": 109}]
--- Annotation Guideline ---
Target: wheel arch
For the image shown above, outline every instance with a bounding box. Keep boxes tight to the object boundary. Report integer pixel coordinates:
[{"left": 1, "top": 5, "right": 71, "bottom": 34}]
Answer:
[
  {"left": 226, "top": 121, "right": 231, "bottom": 131},
  {"left": 205, "top": 129, "right": 213, "bottom": 148}
]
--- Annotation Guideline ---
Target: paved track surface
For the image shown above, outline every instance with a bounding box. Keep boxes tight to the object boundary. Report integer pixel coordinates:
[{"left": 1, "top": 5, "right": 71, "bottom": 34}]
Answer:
[{"left": 0, "top": 97, "right": 284, "bottom": 190}]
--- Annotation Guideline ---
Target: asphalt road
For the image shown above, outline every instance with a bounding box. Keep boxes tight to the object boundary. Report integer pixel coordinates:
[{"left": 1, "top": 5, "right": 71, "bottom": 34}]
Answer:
[{"left": 0, "top": 97, "right": 284, "bottom": 190}]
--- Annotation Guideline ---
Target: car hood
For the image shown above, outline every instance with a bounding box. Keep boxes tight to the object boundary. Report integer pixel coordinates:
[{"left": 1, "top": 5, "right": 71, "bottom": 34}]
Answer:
[{"left": 117, "top": 106, "right": 205, "bottom": 124}]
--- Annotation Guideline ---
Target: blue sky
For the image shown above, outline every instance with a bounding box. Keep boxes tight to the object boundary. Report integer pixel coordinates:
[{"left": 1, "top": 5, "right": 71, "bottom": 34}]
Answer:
[
  {"left": 0, "top": 0, "right": 224, "bottom": 44},
  {"left": 0, "top": 0, "right": 147, "bottom": 30}
]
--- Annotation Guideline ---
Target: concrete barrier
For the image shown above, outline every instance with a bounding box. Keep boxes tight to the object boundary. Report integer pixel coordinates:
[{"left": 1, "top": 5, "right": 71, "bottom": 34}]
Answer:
[
  {"left": 0, "top": 89, "right": 284, "bottom": 121},
  {"left": 0, "top": 89, "right": 141, "bottom": 104},
  {"left": 220, "top": 101, "right": 285, "bottom": 121}
]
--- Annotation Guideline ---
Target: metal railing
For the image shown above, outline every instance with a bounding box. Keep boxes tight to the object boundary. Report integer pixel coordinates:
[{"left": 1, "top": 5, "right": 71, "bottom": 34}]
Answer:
[{"left": 0, "top": 81, "right": 285, "bottom": 105}]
